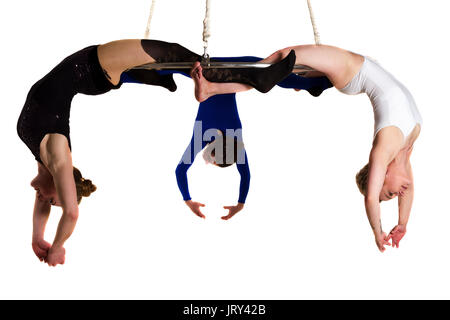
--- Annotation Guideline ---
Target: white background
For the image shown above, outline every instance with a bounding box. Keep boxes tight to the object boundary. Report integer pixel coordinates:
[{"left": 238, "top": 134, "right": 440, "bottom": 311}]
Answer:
[{"left": 0, "top": 0, "right": 449, "bottom": 299}]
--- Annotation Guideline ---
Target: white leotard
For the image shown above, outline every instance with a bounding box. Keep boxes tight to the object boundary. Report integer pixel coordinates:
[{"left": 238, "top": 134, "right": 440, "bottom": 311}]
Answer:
[{"left": 338, "top": 56, "right": 422, "bottom": 139}]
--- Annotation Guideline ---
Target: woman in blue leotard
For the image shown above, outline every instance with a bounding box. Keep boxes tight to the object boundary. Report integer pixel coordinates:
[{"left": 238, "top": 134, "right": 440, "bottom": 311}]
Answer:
[
  {"left": 175, "top": 92, "right": 250, "bottom": 220},
  {"left": 123, "top": 56, "right": 331, "bottom": 220}
]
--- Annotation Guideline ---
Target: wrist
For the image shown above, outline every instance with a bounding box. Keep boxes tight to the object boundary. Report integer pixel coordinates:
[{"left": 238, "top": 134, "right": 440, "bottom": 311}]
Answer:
[
  {"left": 397, "top": 223, "right": 407, "bottom": 231},
  {"left": 237, "top": 202, "right": 245, "bottom": 208},
  {"left": 51, "top": 241, "right": 64, "bottom": 249},
  {"left": 373, "top": 230, "right": 384, "bottom": 239},
  {"left": 32, "top": 233, "right": 44, "bottom": 243}
]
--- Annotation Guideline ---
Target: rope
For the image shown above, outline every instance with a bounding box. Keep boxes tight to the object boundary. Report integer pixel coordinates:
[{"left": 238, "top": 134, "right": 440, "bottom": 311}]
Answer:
[
  {"left": 144, "top": 0, "right": 156, "bottom": 39},
  {"left": 306, "top": 0, "right": 321, "bottom": 45},
  {"left": 202, "top": 0, "right": 211, "bottom": 60}
]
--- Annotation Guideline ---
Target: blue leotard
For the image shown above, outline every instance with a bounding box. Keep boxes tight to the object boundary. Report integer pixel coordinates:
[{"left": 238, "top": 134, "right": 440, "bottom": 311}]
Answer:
[
  {"left": 120, "top": 56, "right": 332, "bottom": 204},
  {"left": 175, "top": 93, "right": 250, "bottom": 203}
]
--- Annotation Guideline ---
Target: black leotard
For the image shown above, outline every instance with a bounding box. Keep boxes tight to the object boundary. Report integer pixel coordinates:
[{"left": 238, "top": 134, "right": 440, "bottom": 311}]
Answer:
[
  {"left": 17, "top": 45, "right": 121, "bottom": 163},
  {"left": 17, "top": 41, "right": 299, "bottom": 164}
]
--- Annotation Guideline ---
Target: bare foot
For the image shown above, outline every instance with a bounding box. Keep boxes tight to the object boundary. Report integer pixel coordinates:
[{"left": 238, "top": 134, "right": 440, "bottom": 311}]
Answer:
[{"left": 190, "top": 62, "right": 212, "bottom": 102}]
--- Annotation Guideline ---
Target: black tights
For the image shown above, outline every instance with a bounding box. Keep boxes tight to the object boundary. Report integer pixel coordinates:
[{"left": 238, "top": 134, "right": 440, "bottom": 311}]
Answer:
[{"left": 140, "top": 40, "right": 296, "bottom": 93}]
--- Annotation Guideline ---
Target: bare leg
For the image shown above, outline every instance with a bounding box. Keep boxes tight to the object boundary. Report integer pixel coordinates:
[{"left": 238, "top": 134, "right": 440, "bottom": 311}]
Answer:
[
  {"left": 98, "top": 39, "right": 157, "bottom": 85},
  {"left": 191, "top": 62, "right": 252, "bottom": 102}
]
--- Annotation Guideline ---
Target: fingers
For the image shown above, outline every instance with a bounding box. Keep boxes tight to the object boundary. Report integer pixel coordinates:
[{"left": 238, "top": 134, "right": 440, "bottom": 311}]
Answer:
[
  {"left": 32, "top": 246, "right": 48, "bottom": 261},
  {"left": 393, "top": 237, "right": 401, "bottom": 248},
  {"left": 194, "top": 210, "right": 205, "bottom": 219},
  {"left": 33, "top": 247, "right": 47, "bottom": 256},
  {"left": 195, "top": 212, "right": 205, "bottom": 219},
  {"left": 46, "top": 257, "right": 65, "bottom": 267},
  {"left": 39, "top": 241, "right": 51, "bottom": 250},
  {"left": 221, "top": 212, "right": 236, "bottom": 220}
]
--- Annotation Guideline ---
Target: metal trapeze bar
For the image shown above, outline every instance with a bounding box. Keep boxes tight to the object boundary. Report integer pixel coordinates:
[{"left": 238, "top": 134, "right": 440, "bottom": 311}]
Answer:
[{"left": 131, "top": 61, "right": 315, "bottom": 73}]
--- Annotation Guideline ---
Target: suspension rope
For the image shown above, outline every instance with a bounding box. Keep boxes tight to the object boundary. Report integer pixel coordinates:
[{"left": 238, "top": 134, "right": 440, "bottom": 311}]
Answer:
[
  {"left": 202, "top": 0, "right": 211, "bottom": 62},
  {"left": 144, "top": 0, "right": 157, "bottom": 39},
  {"left": 306, "top": 0, "right": 321, "bottom": 45}
]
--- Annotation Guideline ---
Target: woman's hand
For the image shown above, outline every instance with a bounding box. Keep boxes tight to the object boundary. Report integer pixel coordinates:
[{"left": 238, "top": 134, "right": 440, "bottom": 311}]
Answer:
[
  {"left": 375, "top": 232, "right": 391, "bottom": 252},
  {"left": 45, "top": 245, "right": 66, "bottom": 267},
  {"left": 185, "top": 200, "right": 206, "bottom": 219},
  {"left": 222, "top": 203, "right": 244, "bottom": 220},
  {"left": 386, "top": 225, "right": 407, "bottom": 248},
  {"left": 31, "top": 238, "right": 51, "bottom": 262}
]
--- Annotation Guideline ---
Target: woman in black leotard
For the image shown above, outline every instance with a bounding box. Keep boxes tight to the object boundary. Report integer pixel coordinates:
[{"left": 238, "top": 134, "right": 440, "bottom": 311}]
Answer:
[{"left": 17, "top": 39, "right": 296, "bottom": 267}]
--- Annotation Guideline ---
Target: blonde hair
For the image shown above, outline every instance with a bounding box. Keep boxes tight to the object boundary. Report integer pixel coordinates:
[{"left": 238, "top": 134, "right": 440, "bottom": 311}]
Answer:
[
  {"left": 73, "top": 167, "right": 97, "bottom": 204},
  {"left": 355, "top": 163, "right": 370, "bottom": 196}
]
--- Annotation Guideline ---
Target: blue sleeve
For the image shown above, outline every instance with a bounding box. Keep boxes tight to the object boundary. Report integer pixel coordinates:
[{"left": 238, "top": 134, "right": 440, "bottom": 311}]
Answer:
[
  {"left": 175, "top": 162, "right": 192, "bottom": 201},
  {"left": 236, "top": 152, "right": 251, "bottom": 204},
  {"left": 175, "top": 137, "right": 202, "bottom": 201}
]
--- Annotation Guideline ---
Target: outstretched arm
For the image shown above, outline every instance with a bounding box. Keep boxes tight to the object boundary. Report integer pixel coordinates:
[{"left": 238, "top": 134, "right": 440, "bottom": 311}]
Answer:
[
  {"left": 398, "top": 172, "right": 414, "bottom": 226},
  {"left": 32, "top": 191, "right": 51, "bottom": 262},
  {"left": 41, "top": 134, "right": 79, "bottom": 266},
  {"left": 175, "top": 137, "right": 206, "bottom": 219},
  {"left": 364, "top": 129, "right": 403, "bottom": 252},
  {"left": 365, "top": 149, "right": 390, "bottom": 251},
  {"left": 222, "top": 151, "right": 250, "bottom": 220},
  {"left": 388, "top": 163, "right": 414, "bottom": 248}
]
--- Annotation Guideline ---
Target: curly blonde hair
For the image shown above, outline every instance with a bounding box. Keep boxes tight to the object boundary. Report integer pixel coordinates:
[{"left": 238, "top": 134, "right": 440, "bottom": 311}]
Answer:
[
  {"left": 355, "top": 163, "right": 370, "bottom": 196},
  {"left": 73, "top": 167, "right": 97, "bottom": 204}
]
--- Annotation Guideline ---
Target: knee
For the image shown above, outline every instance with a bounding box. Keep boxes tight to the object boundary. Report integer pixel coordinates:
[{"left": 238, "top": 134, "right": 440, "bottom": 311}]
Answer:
[
  {"left": 268, "top": 48, "right": 291, "bottom": 63},
  {"left": 277, "top": 48, "right": 292, "bottom": 60}
]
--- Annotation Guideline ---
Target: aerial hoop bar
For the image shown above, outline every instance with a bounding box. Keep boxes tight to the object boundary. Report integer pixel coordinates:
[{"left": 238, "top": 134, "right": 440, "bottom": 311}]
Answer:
[{"left": 131, "top": 61, "right": 315, "bottom": 73}]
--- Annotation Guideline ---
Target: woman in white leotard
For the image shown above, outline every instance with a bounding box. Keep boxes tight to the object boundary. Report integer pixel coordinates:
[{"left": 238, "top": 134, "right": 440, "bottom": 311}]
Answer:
[{"left": 191, "top": 45, "right": 422, "bottom": 253}]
